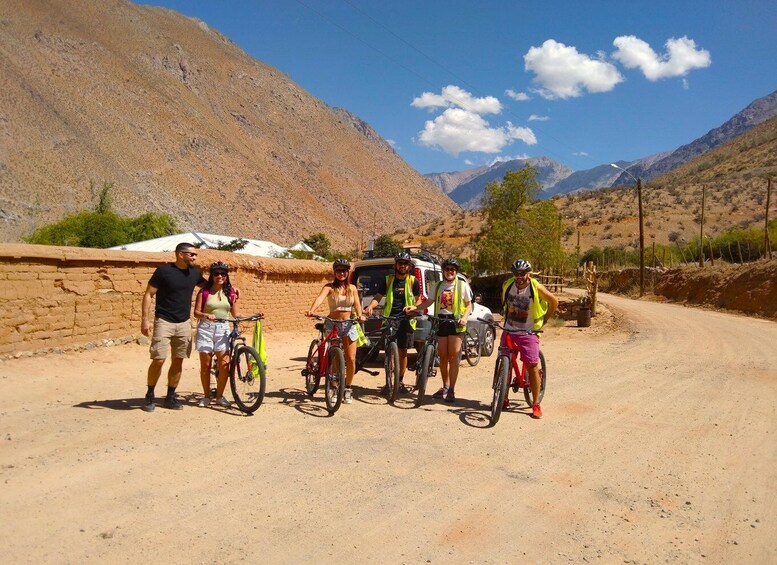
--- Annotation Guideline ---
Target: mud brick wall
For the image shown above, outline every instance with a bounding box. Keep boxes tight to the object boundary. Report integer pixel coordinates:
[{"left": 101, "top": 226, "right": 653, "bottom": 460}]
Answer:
[{"left": 0, "top": 244, "right": 330, "bottom": 356}]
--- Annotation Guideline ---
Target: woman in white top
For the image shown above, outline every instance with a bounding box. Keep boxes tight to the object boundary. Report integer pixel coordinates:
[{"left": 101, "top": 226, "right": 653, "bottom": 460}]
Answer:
[
  {"left": 406, "top": 258, "right": 472, "bottom": 404},
  {"left": 306, "top": 258, "right": 364, "bottom": 404}
]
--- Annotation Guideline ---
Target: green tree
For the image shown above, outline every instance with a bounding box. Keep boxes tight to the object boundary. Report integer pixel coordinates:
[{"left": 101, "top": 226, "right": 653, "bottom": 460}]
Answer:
[
  {"left": 24, "top": 182, "right": 178, "bottom": 248},
  {"left": 303, "top": 233, "right": 332, "bottom": 258},
  {"left": 372, "top": 234, "right": 404, "bottom": 258},
  {"left": 474, "top": 168, "right": 563, "bottom": 274}
]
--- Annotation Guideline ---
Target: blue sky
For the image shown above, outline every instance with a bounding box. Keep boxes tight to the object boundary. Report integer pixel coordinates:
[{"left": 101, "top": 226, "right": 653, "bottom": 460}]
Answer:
[{"left": 145, "top": 0, "right": 776, "bottom": 175}]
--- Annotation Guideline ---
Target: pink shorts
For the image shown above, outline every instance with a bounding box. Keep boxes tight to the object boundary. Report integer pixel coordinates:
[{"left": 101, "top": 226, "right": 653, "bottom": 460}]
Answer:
[{"left": 500, "top": 332, "right": 540, "bottom": 364}]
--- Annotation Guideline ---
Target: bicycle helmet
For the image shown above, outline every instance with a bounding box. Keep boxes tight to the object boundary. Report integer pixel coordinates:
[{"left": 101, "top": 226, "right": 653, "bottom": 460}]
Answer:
[
  {"left": 511, "top": 259, "right": 531, "bottom": 273},
  {"left": 394, "top": 252, "right": 412, "bottom": 264},
  {"left": 442, "top": 258, "right": 460, "bottom": 271},
  {"left": 209, "top": 261, "right": 230, "bottom": 273},
  {"left": 332, "top": 258, "right": 351, "bottom": 270}
]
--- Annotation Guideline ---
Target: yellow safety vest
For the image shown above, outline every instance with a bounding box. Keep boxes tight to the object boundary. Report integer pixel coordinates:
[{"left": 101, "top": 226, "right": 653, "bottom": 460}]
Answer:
[
  {"left": 434, "top": 280, "right": 466, "bottom": 333},
  {"left": 501, "top": 277, "right": 548, "bottom": 331},
  {"left": 383, "top": 275, "right": 417, "bottom": 330}
]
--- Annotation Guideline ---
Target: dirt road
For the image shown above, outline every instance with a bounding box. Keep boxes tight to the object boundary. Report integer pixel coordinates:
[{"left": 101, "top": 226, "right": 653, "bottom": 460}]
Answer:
[{"left": 1, "top": 294, "right": 775, "bottom": 563}]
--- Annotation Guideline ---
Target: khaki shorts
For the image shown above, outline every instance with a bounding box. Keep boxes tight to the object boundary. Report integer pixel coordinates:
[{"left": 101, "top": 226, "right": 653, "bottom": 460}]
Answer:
[{"left": 150, "top": 318, "right": 193, "bottom": 360}]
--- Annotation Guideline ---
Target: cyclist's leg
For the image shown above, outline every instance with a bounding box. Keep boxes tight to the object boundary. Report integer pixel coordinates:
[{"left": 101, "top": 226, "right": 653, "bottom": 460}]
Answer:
[
  {"left": 437, "top": 337, "right": 450, "bottom": 387},
  {"left": 500, "top": 331, "right": 512, "bottom": 403},
  {"left": 342, "top": 335, "right": 357, "bottom": 386},
  {"left": 397, "top": 319, "right": 414, "bottom": 383},
  {"left": 517, "top": 334, "right": 541, "bottom": 404},
  {"left": 198, "top": 352, "right": 213, "bottom": 396},
  {"left": 446, "top": 333, "right": 464, "bottom": 391},
  {"left": 214, "top": 350, "right": 230, "bottom": 399},
  {"left": 167, "top": 321, "right": 192, "bottom": 388}
]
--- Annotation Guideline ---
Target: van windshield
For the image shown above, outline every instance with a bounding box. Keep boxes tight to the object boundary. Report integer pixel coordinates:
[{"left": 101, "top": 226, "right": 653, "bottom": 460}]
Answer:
[{"left": 353, "top": 265, "right": 394, "bottom": 298}]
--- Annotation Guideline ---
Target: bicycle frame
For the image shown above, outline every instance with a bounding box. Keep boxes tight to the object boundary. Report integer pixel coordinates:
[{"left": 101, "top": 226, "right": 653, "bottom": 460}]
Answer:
[
  {"left": 306, "top": 316, "right": 353, "bottom": 378},
  {"left": 355, "top": 315, "right": 403, "bottom": 374}
]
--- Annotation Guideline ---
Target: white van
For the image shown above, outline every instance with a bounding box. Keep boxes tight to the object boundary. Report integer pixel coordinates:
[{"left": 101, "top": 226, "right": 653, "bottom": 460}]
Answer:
[{"left": 352, "top": 249, "right": 495, "bottom": 356}]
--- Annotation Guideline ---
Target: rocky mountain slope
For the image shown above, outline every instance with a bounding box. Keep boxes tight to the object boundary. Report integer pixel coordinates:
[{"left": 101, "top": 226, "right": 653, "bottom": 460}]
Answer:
[
  {"left": 612, "top": 89, "right": 777, "bottom": 185},
  {"left": 430, "top": 157, "right": 574, "bottom": 209},
  {"left": 0, "top": 0, "right": 457, "bottom": 246}
]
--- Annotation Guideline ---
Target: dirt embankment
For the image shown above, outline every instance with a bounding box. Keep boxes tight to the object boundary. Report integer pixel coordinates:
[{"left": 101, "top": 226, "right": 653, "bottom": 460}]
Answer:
[{"left": 598, "top": 260, "right": 777, "bottom": 319}]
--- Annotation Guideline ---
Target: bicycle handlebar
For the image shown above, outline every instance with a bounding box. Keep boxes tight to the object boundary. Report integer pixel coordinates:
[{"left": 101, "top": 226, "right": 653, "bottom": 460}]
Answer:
[
  {"left": 213, "top": 313, "right": 264, "bottom": 324},
  {"left": 476, "top": 317, "right": 542, "bottom": 335}
]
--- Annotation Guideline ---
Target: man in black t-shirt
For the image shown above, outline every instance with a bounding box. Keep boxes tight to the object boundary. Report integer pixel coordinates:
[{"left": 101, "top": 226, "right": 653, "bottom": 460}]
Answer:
[{"left": 140, "top": 242, "right": 206, "bottom": 412}]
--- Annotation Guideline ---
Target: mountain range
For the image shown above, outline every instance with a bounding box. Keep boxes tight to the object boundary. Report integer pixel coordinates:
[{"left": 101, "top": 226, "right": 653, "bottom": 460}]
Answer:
[
  {"left": 0, "top": 0, "right": 456, "bottom": 246},
  {"left": 427, "top": 89, "right": 777, "bottom": 206}
]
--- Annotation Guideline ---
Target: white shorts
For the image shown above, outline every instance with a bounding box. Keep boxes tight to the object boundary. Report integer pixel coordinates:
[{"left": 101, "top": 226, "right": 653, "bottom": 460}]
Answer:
[
  {"left": 324, "top": 319, "right": 360, "bottom": 342},
  {"left": 195, "top": 320, "right": 229, "bottom": 353}
]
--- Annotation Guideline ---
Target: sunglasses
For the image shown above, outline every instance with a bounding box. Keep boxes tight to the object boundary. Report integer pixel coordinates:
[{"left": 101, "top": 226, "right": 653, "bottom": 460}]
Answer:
[
  {"left": 334, "top": 269, "right": 349, "bottom": 274},
  {"left": 514, "top": 271, "right": 530, "bottom": 277},
  {"left": 213, "top": 272, "right": 227, "bottom": 277},
  {"left": 396, "top": 262, "right": 410, "bottom": 267},
  {"left": 443, "top": 267, "right": 457, "bottom": 272},
  {"left": 181, "top": 251, "right": 198, "bottom": 257}
]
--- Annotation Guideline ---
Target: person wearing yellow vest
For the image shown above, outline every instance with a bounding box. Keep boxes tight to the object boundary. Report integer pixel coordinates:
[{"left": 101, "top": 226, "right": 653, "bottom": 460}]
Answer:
[
  {"left": 306, "top": 258, "right": 365, "bottom": 405},
  {"left": 406, "top": 258, "right": 472, "bottom": 404},
  {"left": 364, "top": 252, "right": 421, "bottom": 392},
  {"left": 500, "top": 259, "right": 558, "bottom": 419}
]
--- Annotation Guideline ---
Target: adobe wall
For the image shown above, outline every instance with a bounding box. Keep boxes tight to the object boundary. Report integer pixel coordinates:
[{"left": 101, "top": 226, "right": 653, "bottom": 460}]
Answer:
[{"left": 0, "top": 244, "right": 331, "bottom": 357}]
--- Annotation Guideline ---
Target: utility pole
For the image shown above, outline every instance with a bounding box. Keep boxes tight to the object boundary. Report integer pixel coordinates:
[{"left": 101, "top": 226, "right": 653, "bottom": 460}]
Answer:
[
  {"left": 637, "top": 177, "right": 645, "bottom": 296},
  {"left": 698, "top": 184, "right": 706, "bottom": 268},
  {"left": 766, "top": 177, "right": 773, "bottom": 260}
]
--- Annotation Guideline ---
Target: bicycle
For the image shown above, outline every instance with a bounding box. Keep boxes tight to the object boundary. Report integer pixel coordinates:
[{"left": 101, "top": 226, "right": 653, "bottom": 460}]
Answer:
[
  {"left": 462, "top": 324, "right": 481, "bottom": 367},
  {"left": 410, "top": 314, "right": 444, "bottom": 408},
  {"left": 478, "top": 318, "right": 546, "bottom": 426},
  {"left": 212, "top": 313, "right": 266, "bottom": 414},
  {"left": 302, "top": 315, "right": 358, "bottom": 414},
  {"left": 354, "top": 315, "right": 405, "bottom": 403}
]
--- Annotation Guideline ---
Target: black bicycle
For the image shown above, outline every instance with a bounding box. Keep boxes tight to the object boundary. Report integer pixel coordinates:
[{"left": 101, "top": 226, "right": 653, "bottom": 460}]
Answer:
[
  {"left": 213, "top": 313, "right": 266, "bottom": 414},
  {"left": 462, "top": 324, "right": 481, "bottom": 366},
  {"left": 355, "top": 315, "right": 405, "bottom": 403},
  {"left": 411, "top": 314, "right": 444, "bottom": 408}
]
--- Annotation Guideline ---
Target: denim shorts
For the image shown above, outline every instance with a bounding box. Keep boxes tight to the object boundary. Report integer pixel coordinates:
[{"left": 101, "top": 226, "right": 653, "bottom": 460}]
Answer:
[
  {"left": 324, "top": 319, "right": 360, "bottom": 342},
  {"left": 195, "top": 320, "right": 230, "bottom": 353}
]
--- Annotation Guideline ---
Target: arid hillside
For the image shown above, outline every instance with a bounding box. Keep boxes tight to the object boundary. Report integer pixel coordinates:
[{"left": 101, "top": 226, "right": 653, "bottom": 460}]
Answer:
[
  {"left": 395, "top": 115, "right": 777, "bottom": 259},
  {"left": 0, "top": 0, "right": 458, "bottom": 246}
]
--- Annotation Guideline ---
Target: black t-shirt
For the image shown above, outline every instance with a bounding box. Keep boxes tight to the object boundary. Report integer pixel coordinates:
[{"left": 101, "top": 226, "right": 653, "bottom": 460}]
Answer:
[
  {"left": 148, "top": 263, "right": 206, "bottom": 323},
  {"left": 376, "top": 275, "right": 421, "bottom": 316}
]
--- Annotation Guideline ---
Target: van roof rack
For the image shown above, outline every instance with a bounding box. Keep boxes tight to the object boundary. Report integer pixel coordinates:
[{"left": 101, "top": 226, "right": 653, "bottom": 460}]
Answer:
[{"left": 404, "top": 247, "right": 442, "bottom": 265}]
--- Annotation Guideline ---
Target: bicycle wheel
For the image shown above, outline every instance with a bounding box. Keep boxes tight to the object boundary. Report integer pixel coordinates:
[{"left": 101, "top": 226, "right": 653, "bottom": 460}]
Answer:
[
  {"left": 229, "top": 345, "right": 266, "bottom": 414},
  {"left": 305, "top": 339, "right": 321, "bottom": 397},
  {"left": 325, "top": 346, "right": 346, "bottom": 414},
  {"left": 490, "top": 355, "right": 509, "bottom": 426},
  {"left": 523, "top": 350, "right": 547, "bottom": 407},
  {"left": 414, "top": 343, "right": 434, "bottom": 408},
  {"left": 385, "top": 341, "right": 399, "bottom": 402},
  {"left": 464, "top": 326, "right": 481, "bottom": 367}
]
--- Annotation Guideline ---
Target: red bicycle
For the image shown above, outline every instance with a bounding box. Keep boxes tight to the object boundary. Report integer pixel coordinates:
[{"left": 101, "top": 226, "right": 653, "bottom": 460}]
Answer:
[
  {"left": 478, "top": 318, "right": 546, "bottom": 426},
  {"left": 302, "top": 314, "right": 358, "bottom": 414}
]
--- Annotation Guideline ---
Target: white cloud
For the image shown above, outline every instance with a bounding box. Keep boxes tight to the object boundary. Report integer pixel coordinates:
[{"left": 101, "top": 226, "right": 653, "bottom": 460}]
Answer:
[
  {"left": 612, "top": 35, "right": 711, "bottom": 81},
  {"left": 682, "top": 78, "right": 689, "bottom": 90},
  {"left": 417, "top": 108, "right": 536, "bottom": 156},
  {"left": 464, "top": 159, "right": 474, "bottom": 165},
  {"left": 524, "top": 39, "right": 623, "bottom": 99},
  {"left": 411, "top": 85, "right": 502, "bottom": 114},
  {"left": 528, "top": 114, "right": 550, "bottom": 122},
  {"left": 505, "top": 89, "right": 530, "bottom": 101},
  {"left": 489, "top": 154, "right": 530, "bottom": 165},
  {"left": 573, "top": 151, "right": 589, "bottom": 157}
]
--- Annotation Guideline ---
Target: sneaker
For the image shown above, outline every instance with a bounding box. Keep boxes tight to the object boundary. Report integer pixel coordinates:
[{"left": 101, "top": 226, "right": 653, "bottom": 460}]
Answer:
[
  {"left": 141, "top": 394, "right": 155, "bottom": 412},
  {"left": 215, "top": 396, "right": 231, "bottom": 408},
  {"left": 445, "top": 389, "right": 456, "bottom": 403},
  {"left": 503, "top": 398, "right": 511, "bottom": 410},
  {"left": 432, "top": 387, "right": 448, "bottom": 400},
  {"left": 397, "top": 381, "right": 410, "bottom": 394},
  {"left": 197, "top": 397, "right": 211, "bottom": 407},
  {"left": 532, "top": 403, "right": 543, "bottom": 419},
  {"left": 163, "top": 396, "right": 183, "bottom": 410},
  {"left": 344, "top": 388, "right": 353, "bottom": 404}
]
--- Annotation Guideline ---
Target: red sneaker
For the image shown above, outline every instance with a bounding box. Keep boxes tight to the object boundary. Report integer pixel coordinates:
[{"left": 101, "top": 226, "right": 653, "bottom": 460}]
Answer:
[
  {"left": 532, "top": 403, "right": 543, "bottom": 419},
  {"left": 502, "top": 398, "right": 511, "bottom": 410}
]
